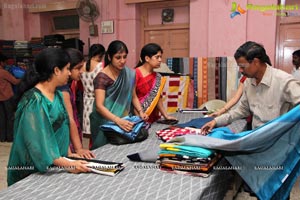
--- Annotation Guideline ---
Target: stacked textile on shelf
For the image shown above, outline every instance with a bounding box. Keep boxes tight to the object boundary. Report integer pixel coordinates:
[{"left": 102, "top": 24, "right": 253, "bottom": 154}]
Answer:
[
  {"left": 43, "top": 34, "right": 65, "bottom": 47},
  {"left": 14, "top": 40, "right": 32, "bottom": 57},
  {"left": 156, "top": 143, "right": 221, "bottom": 177},
  {"left": 62, "top": 38, "right": 84, "bottom": 53},
  {"left": 0, "top": 40, "right": 15, "bottom": 65},
  {"left": 30, "top": 37, "right": 46, "bottom": 57}
]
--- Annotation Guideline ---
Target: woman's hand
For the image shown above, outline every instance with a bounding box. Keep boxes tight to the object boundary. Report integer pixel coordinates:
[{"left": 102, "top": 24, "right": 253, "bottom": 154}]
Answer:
[
  {"left": 200, "top": 120, "right": 217, "bottom": 135},
  {"left": 115, "top": 117, "right": 135, "bottom": 132},
  {"left": 139, "top": 112, "right": 149, "bottom": 121},
  {"left": 68, "top": 153, "right": 83, "bottom": 158},
  {"left": 67, "top": 160, "right": 91, "bottom": 174},
  {"left": 75, "top": 149, "right": 96, "bottom": 159}
]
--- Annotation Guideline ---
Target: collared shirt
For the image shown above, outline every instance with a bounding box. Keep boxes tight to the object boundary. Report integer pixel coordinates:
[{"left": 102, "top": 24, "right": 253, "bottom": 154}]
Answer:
[
  {"left": 0, "top": 68, "right": 20, "bottom": 101},
  {"left": 291, "top": 67, "right": 300, "bottom": 80},
  {"left": 216, "top": 65, "right": 300, "bottom": 129}
]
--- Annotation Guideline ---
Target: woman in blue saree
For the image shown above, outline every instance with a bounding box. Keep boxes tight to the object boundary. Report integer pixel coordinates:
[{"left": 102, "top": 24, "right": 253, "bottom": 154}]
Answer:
[
  {"left": 90, "top": 40, "right": 148, "bottom": 149},
  {"left": 7, "top": 48, "right": 90, "bottom": 186}
]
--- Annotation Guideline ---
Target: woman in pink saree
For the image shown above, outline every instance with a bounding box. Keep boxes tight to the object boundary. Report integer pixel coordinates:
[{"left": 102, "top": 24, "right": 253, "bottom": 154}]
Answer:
[{"left": 135, "top": 43, "right": 177, "bottom": 123}]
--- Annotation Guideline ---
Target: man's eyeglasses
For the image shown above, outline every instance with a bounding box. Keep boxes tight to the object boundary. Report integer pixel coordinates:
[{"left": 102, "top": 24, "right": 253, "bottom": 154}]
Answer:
[
  {"left": 237, "top": 63, "right": 250, "bottom": 69},
  {"left": 237, "top": 60, "right": 253, "bottom": 69}
]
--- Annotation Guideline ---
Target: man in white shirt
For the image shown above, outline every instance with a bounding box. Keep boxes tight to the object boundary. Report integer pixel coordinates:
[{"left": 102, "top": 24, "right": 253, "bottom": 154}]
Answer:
[
  {"left": 292, "top": 49, "right": 300, "bottom": 80},
  {"left": 201, "top": 41, "right": 300, "bottom": 134}
]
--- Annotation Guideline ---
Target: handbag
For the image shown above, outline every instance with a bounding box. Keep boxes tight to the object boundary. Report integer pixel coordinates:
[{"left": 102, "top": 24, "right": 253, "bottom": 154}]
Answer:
[{"left": 100, "top": 116, "right": 148, "bottom": 145}]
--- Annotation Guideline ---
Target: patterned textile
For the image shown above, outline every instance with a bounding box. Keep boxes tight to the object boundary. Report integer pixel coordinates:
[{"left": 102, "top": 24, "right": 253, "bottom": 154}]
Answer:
[
  {"left": 187, "top": 79, "right": 194, "bottom": 108},
  {"left": 219, "top": 57, "right": 227, "bottom": 101},
  {"left": 207, "top": 57, "right": 216, "bottom": 100},
  {"left": 159, "top": 143, "right": 214, "bottom": 158},
  {"left": 157, "top": 143, "right": 222, "bottom": 177},
  {"left": 156, "top": 127, "right": 200, "bottom": 142},
  {"left": 158, "top": 153, "right": 221, "bottom": 173},
  {"left": 161, "top": 75, "right": 190, "bottom": 113},
  {"left": 226, "top": 57, "right": 239, "bottom": 100},
  {"left": 135, "top": 68, "right": 166, "bottom": 122},
  {"left": 80, "top": 62, "right": 103, "bottom": 135},
  {"left": 166, "top": 57, "right": 238, "bottom": 109},
  {"left": 215, "top": 57, "right": 220, "bottom": 99},
  {"left": 191, "top": 58, "right": 198, "bottom": 107}
]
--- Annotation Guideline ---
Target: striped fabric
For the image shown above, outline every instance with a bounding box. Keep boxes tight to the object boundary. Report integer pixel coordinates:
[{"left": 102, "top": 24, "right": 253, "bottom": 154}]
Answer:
[
  {"left": 226, "top": 57, "right": 239, "bottom": 101},
  {"left": 207, "top": 57, "right": 216, "bottom": 100},
  {"left": 219, "top": 57, "right": 228, "bottom": 101},
  {"left": 193, "top": 58, "right": 198, "bottom": 108},
  {"left": 215, "top": 57, "right": 220, "bottom": 100},
  {"left": 162, "top": 57, "right": 238, "bottom": 113}
]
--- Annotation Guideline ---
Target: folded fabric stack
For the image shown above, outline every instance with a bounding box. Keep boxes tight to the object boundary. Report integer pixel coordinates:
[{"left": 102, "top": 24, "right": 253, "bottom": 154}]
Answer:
[
  {"left": 14, "top": 40, "right": 32, "bottom": 58},
  {"left": 43, "top": 34, "right": 65, "bottom": 47},
  {"left": 30, "top": 37, "right": 46, "bottom": 57},
  {"left": 62, "top": 38, "right": 84, "bottom": 53},
  {"left": 157, "top": 143, "right": 221, "bottom": 177},
  {"left": 0, "top": 40, "right": 15, "bottom": 65}
]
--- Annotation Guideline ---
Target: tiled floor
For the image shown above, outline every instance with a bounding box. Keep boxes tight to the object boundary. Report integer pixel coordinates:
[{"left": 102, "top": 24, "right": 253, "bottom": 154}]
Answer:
[
  {"left": 1, "top": 140, "right": 299, "bottom": 199},
  {"left": 0, "top": 142, "right": 12, "bottom": 191}
]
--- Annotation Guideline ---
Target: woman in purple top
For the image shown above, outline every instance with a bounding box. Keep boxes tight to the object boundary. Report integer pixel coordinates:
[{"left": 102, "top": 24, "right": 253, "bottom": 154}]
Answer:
[{"left": 57, "top": 48, "right": 95, "bottom": 159}]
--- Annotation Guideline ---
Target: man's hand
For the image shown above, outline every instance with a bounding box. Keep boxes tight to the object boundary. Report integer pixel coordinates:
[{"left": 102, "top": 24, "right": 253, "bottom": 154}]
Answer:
[{"left": 201, "top": 120, "right": 217, "bottom": 135}]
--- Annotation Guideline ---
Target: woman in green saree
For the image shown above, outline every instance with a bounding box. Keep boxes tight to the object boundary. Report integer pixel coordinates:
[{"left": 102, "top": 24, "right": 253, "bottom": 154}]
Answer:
[
  {"left": 7, "top": 48, "right": 90, "bottom": 186},
  {"left": 90, "top": 40, "right": 148, "bottom": 149}
]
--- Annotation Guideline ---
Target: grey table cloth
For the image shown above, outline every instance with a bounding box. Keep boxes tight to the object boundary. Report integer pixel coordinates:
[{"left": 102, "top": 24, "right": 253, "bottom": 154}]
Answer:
[{"left": 0, "top": 113, "right": 246, "bottom": 200}]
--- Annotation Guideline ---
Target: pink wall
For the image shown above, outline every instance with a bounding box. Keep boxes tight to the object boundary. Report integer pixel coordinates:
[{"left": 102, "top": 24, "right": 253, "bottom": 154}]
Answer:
[
  {"left": 0, "top": 0, "right": 279, "bottom": 66},
  {"left": 246, "top": 0, "right": 277, "bottom": 66},
  {"left": 190, "top": 0, "right": 277, "bottom": 65},
  {"left": 148, "top": 6, "right": 189, "bottom": 25},
  {"left": 0, "top": 0, "right": 26, "bottom": 40},
  {"left": 79, "top": 0, "right": 139, "bottom": 67}
]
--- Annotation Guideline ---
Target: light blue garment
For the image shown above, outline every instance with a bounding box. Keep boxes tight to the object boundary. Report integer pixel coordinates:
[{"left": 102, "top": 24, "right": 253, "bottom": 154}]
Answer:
[
  {"left": 169, "top": 105, "right": 300, "bottom": 200},
  {"left": 159, "top": 144, "right": 214, "bottom": 158},
  {"left": 100, "top": 116, "right": 144, "bottom": 141}
]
